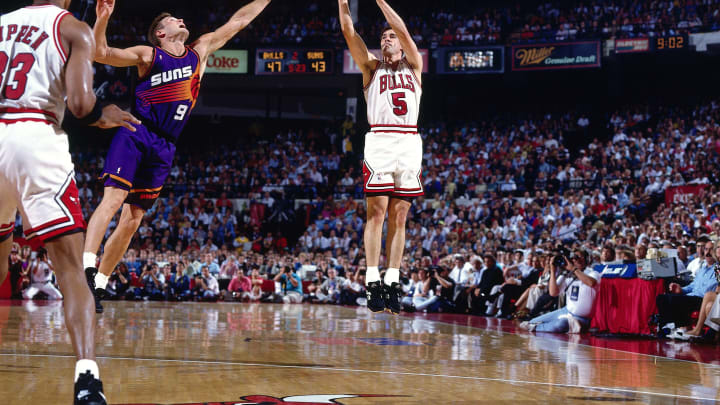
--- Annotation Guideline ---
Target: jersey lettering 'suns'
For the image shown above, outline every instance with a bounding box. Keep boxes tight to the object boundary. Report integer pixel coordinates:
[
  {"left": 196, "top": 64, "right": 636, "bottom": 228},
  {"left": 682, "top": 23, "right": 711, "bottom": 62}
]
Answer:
[{"left": 150, "top": 66, "right": 193, "bottom": 86}]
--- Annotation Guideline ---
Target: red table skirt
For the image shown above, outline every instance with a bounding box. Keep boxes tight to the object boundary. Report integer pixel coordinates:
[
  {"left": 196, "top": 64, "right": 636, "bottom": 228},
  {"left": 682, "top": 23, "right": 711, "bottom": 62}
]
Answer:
[{"left": 591, "top": 278, "right": 665, "bottom": 335}]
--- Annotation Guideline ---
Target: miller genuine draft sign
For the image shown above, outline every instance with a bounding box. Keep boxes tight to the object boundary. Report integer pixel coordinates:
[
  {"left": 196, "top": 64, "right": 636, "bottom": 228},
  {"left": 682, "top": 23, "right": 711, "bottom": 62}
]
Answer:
[{"left": 511, "top": 41, "right": 601, "bottom": 71}]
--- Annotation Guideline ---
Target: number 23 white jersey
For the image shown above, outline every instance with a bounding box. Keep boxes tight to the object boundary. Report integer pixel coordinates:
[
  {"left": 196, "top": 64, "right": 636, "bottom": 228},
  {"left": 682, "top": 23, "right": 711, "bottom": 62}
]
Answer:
[
  {"left": 363, "top": 58, "right": 422, "bottom": 133},
  {"left": 0, "top": 4, "right": 70, "bottom": 126}
]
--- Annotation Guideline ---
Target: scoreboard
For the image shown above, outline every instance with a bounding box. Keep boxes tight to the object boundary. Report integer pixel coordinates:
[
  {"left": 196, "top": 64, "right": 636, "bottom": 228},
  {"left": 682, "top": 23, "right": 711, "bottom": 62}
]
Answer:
[{"left": 255, "top": 49, "right": 334, "bottom": 75}]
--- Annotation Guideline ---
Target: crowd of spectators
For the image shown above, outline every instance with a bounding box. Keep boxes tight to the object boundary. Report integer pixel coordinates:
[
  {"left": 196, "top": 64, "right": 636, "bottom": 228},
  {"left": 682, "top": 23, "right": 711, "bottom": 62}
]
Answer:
[
  {"left": 89, "top": 0, "right": 720, "bottom": 49},
  {"left": 6, "top": 98, "right": 720, "bottom": 341}
]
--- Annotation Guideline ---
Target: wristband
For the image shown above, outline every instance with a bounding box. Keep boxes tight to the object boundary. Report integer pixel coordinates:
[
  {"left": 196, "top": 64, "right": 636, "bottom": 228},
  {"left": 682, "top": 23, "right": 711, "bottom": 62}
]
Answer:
[{"left": 76, "top": 101, "right": 103, "bottom": 126}]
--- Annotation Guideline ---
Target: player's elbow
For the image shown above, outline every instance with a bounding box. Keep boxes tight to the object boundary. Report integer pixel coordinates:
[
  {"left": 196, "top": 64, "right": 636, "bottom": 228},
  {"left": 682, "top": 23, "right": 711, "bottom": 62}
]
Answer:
[{"left": 67, "top": 92, "right": 97, "bottom": 119}]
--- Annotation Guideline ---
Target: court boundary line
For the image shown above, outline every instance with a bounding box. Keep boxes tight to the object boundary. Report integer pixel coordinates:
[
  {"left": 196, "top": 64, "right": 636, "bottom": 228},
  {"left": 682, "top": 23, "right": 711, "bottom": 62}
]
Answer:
[{"left": 0, "top": 352, "right": 717, "bottom": 402}]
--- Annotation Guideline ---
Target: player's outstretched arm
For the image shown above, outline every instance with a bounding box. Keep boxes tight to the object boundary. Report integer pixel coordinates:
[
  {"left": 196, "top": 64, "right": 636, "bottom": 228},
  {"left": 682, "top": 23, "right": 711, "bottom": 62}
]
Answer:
[
  {"left": 339, "top": 0, "right": 378, "bottom": 82},
  {"left": 61, "top": 15, "right": 141, "bottom": 131},
  {"left": 93, "top": 0, "right": 153, "bottom": 68},
  {"left": 376, "top": 0, "right": 422, "bottom": 74},
  {"left": 192, "top": 0, "right": 272, "bottom": 59}
]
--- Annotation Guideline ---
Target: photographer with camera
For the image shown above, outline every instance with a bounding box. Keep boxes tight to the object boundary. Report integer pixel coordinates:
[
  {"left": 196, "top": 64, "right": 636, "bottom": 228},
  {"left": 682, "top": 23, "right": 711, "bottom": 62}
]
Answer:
[
  {"left": 135, "top": 263, "right": 166, "bottom": 301},
  {"left": 520, "top": 249, "right": 600, "bottom": 333},
  {"left": 274, "top": 265, "right": 303, "bottom": 304},
  {"left": 22, "top": 248, "right": 63, "bottom": 300},
  {"left": 107, "top": 262, "right": 132, "bottom": 300},
  {"left": 418, "top": 265, "right": 456, "bottom": 313}
]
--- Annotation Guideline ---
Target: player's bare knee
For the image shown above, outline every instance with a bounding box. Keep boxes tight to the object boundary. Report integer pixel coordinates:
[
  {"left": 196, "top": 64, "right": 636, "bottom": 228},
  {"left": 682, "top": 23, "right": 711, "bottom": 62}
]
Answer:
[
  {"left": 390, "top": 210, "right": 408, "bottom": 229},
  {"left": 101, "top": 191, "right": 128, "bottom": 213},
  {"left": 367, "top": 207, "right": 386, "bottom": 225}
]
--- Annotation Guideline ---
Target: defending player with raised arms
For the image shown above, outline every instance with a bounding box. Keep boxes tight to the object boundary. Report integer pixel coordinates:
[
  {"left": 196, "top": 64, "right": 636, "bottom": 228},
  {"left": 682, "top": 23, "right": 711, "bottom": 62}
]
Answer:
[
  {"left": 338, "top": 0, "right": 423, "bottom": 314},
  {"left": 0, "top": 0, "right": 140, "bottom": 403},
  {"left": 83, "top": 0, "right": 272, "bottom": 313}
]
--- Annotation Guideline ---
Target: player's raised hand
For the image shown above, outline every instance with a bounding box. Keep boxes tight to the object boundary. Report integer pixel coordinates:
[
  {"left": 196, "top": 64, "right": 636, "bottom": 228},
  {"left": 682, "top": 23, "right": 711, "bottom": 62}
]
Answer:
[
  {"left": 96, "top": 0, "right": 116, "bottom": 21},
  {"left": 93, "top": 104, "right": 141, "bottom": 132}
]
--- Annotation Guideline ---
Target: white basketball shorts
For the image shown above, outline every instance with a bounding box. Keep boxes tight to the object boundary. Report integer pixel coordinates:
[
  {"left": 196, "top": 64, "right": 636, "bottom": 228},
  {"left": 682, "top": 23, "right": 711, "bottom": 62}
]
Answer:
[
  {"left": 362, "top": 131, "right": 424, "bottom": 198},
  {"left": 0, "top": 121, "right": 85, "bottom": 242}
]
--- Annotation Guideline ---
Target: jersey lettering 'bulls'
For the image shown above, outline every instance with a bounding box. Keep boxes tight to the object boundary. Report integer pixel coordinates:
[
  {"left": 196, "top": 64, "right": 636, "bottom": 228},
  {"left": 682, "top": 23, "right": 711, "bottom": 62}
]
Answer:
[
  {"left": 150, "top": 66, "right": 193, "bottom": 87},
  {"left": 378, "top": 73, "right": 415, "bottom": 94},
  {"left": 0, "top": 24, "right": 49, "bottom": 50}
]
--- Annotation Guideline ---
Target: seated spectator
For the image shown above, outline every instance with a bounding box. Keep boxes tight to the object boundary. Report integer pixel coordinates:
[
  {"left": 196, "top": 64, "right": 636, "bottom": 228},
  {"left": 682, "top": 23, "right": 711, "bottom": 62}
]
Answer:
[
  {"left": 520, "top": 249, "right": 600, "bottom": 333},
  {"left": 107, "top": 262, "right": 133, "bottom": 300},
  {"left": 8, "top": 244, "right": 24, "bottom": 299},
  {"left": 657, "top": 240, "right": 718, "bottom": 329},
  {"left": 194, "top": 266, "right": 220, "bottom": 301},
  {"left": 513, "top": 254, "right": 553, "bottom": 319},
  {"left": 135, "top": 263, "right": 166, "bottom": 301},
  {"left": 23, "top": 248, "right": 62, "bottom": 301},
  {"left": 245, "top": 268, "right": 265, "bottom": 302},
  {"left": 420, "top": 266, "right": 456, "bottom": 313},
  {"left": 274, "top": 265, "right": 303, "bottom": 303},
  {"left": 317, "top": 267, "right": 345, "bottom": 304},
  {"left": 167, "top": 262, "right": 192, "bottom": 301},
  {"left": 492, "top": 252, "right": 542, "bottom": 318},
  {"left": 468, "top": 254, "right": 504, "bottom": 316},
  {"left": 339, "top": 268, "right": 366, "bottom": 306},
  {"left": 227, "top": 269, "right": 252, "bottom": 301}
]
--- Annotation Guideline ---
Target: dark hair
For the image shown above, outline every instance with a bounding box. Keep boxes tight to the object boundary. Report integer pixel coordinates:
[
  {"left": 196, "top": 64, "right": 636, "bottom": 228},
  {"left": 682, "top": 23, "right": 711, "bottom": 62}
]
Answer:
[
  {"left": 148, "top": 12, "right": 171, "bottom": 47},
  {"left": 380, "top": 26, "right": 394, "bottom": 40}
]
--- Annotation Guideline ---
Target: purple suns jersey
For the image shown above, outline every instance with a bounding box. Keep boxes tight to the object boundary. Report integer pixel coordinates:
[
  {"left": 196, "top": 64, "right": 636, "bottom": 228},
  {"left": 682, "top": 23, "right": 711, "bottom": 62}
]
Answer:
[{"left": 133, "top": 46, "right": 201, "bottom": 142}]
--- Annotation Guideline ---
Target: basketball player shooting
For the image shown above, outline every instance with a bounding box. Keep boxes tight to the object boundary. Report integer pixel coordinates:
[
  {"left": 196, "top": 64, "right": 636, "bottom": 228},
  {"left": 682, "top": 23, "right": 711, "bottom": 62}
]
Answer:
[
  {"left": 0, "top": 1, "right": 140, "bottom": 403},
  {"left": 83, "top": 0, "right": 272, "bottom": 313},
  {"left": 338, "top": 0, "right": 423, "bottom": 314}
]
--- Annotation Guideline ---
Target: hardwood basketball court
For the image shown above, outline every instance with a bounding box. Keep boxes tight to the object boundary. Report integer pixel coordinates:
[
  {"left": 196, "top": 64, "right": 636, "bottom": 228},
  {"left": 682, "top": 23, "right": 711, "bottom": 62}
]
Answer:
[{"left": 0, "top": 300, "right": 717, "bottom": 404}]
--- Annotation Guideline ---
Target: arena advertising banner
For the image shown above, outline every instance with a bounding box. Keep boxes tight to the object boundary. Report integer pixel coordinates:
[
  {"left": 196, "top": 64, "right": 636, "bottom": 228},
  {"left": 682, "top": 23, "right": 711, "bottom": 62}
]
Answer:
[
  {"left": 615, "top": 38, "right": 650, "bottom": 54},
  {"left": 511, "top": 41, "right": 601, "bottom": 71},
  {"left": 343, "top": 49, "right": 429, "bottom": 74},
  {"left": 436, "top": 46, "right": 505, "bottom": 74},
  {"left": 665, "top": 184, "right": 708, "bottom": 206},
  {"left": 205, "top": 50, "right": 249, "bottom": 74}
]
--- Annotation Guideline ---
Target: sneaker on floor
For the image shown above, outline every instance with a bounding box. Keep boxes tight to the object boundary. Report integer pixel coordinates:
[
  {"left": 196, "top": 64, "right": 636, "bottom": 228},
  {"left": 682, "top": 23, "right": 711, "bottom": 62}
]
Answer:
[
  {"left": 384, "top": 282, "right": 403, "bottom": 315},
  {"left": 84, "top": 267, "right": 104, "bottom": 314},
  {"left": 519, "top": 321, "right": 537, "bottom": 332},
  {"left": 74, "top": 371, "right": 107, "bottom": 405},
  {"left": 667, "top": 328, "right": 691, "bottom": 341},
  {"left": 365, "top": 281, "right": 385, "bottom": 313},
  {"left": 567, "top": 316, "right": 582, "bottom": 334}
]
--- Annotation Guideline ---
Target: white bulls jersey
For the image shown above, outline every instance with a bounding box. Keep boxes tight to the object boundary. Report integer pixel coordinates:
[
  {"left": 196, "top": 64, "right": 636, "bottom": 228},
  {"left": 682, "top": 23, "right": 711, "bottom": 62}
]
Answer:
[
  {"left": 0, "top": 5, "right": 85, "bottom": 243},
  {"left": 361, "top": 57, "right": 424, "bottom": 198},
  {"left": 363, "top": 58, "right": 422, "bottom": 133},
  {"left": 0, "top": 4, "right": 70, "bottom": 126}
]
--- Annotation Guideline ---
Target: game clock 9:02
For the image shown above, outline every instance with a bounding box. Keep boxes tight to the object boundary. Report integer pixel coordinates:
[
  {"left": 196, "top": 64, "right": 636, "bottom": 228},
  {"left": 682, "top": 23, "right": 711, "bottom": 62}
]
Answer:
[{"left": 655, "top": 35, "right": 687, "bottom": 51}]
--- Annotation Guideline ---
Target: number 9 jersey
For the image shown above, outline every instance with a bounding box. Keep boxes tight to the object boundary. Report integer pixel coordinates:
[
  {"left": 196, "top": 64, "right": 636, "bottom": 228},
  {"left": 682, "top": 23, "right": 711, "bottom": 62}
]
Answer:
[
  {"left": 133, "top": 46, "right": 201, "bottom": 143},
  {"left": 362, "top": 58, "right": 424, "bottom": 198}
]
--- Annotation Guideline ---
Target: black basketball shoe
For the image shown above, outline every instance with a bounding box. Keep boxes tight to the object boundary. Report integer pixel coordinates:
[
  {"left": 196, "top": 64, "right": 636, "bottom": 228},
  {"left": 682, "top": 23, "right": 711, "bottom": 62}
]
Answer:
[
  {"left": 74, "top": 371, "right": 107, "bottom": 405},
  {"left": 366, "top": 281, "right": 386, "bottom": 313},
  {"left": 84, "top": 267, "right": 104, "bottom": 314},
  {"left": 384, "top": 282, "right": 403, "bottom": 315}
]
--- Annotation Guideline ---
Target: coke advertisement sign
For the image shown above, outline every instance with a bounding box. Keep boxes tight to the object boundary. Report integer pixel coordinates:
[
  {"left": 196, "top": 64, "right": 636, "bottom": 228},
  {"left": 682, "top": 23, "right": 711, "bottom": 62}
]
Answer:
[
  {"left": 665, "top": 184, "right": 708, "bottom": 206},
  {"left": 206, "top": 50, "right": 248, "bottom": 74}
]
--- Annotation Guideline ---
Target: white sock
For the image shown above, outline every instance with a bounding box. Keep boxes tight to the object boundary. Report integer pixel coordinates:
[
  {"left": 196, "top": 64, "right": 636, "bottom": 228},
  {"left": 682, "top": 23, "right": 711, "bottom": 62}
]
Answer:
[
  {"left": 366, "top": 266, "right": 380, "bottom": 284},
  {"left": 83, "top": 253, "right": 97, "bottom": 270},
  {"left": 75, "top": 359, "right": 99, "bottom": 382},
  {"left": 384, "top": 268, "right": 400, "bottom": 286},
  {"left": 95, "top": 272, "right": 109, "bottom": 290}
]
